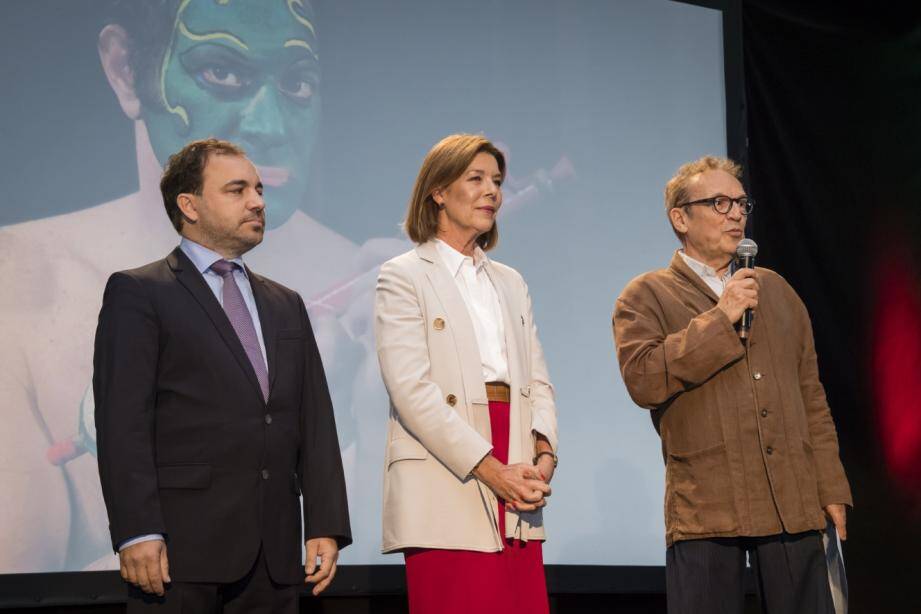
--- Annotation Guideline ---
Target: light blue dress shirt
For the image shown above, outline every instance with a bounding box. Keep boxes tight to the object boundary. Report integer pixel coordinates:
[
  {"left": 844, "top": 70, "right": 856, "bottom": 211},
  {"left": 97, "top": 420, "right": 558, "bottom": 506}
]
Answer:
[{"left": 118, "top": 238, "right": 268, "bottom": 552}]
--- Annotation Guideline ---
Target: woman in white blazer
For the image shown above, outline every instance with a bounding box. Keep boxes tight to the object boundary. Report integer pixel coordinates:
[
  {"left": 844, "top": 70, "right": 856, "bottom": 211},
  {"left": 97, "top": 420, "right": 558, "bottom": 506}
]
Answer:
[{"left": 374, "top": 134, "right": 559, "bottom": 613}]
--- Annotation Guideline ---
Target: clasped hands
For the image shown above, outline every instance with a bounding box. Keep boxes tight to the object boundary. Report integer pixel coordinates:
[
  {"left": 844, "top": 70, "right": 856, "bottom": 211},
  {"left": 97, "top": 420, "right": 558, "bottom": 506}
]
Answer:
[
  {"left": 119, "top": 536, "right": 340, "bottom": 597},
  {"left": 473, "top": 437, "right": 556, "bottom": 512}
]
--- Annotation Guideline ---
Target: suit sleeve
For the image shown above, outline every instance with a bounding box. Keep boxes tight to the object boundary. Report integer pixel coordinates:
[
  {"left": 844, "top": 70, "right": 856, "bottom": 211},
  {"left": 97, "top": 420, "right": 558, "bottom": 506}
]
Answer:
[
  {"left": 522, "top": 278, "right": 558, "bottom": 452},
  {"left": 93, "top": 272, "right": 166, "bottom": 551},
  {"left": 374, "top": 260, "right": 492, "bottom": 480},
  {"left": 793, "top": 290, "right": 853, "bottom": 508},
  {"left": 613, "top": 278, "right": 746, "bottom": 409},
  {"left": 297, "top": 295, "right": 352, "bottom": 549}
]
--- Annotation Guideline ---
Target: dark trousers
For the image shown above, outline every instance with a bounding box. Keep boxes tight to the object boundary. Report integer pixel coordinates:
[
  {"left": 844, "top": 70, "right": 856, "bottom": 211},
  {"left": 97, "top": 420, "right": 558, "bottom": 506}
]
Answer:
[
  {"left": 127, "top": 548, "right": 299, "bottom": 614},
  {"left": 666, "top": 531, "right": 835, "bottom": 614}
]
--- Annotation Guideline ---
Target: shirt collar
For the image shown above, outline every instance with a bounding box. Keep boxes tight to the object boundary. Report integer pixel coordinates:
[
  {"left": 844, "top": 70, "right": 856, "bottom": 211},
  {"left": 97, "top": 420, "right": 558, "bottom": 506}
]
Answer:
[
  {"left": 434, "top": 238, "right": 488, "bottom": 277},
  {"left": 179, "top": 237, "right": 248, "bottom": 278},
  {"left": 678, "top": 249, "right": 729, "bottom": 281}
]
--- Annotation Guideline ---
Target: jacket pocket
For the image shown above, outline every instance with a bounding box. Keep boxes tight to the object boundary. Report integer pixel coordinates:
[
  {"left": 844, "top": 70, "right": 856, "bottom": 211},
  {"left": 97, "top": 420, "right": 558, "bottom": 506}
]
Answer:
[
  {"left": 666, "top": 443, "right": 737, "bottom": 534},
  {"left": 157, "top": 464, "right": 212, "bottom": 489},
  {"left": 387, "top": 437, "right": 429, "bottom": 468}
]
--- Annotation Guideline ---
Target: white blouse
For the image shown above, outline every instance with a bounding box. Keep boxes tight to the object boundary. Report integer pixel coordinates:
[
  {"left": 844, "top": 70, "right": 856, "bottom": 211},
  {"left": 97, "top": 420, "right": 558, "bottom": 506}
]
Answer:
[{"left": 434, "top": 239, "right": 510, "bottom": 384}]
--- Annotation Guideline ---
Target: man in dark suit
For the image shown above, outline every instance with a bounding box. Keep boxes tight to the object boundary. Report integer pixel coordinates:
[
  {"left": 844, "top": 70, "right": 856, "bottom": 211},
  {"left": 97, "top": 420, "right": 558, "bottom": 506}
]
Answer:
[{"left": 93, "top": 138, "right": 351, "bottom": 612}]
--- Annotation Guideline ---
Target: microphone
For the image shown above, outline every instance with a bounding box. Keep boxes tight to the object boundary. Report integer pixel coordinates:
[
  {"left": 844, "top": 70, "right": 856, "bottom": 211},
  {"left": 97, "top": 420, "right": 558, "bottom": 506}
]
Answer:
[{"left": 734, "top": 238, "right": 758, "bottom": 339}]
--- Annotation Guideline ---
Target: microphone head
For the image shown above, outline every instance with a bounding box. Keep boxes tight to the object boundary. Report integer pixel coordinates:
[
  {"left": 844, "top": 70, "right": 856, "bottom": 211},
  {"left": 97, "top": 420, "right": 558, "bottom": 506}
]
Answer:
[{"left": 736, "top": 238, "right": 758, "bottom": 258}]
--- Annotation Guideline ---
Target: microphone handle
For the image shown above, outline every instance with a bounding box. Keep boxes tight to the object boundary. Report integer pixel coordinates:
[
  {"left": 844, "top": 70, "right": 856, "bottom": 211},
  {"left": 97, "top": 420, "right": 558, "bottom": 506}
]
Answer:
[{"left": 739, "top": 254, "right": 755, "bottom": 338}]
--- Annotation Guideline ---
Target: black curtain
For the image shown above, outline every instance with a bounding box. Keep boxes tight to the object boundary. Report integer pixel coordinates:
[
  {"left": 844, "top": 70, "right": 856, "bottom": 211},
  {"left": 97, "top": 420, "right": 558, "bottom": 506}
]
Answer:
[{"left": 743, "top": 2, "right": 921, "bottom": 610}]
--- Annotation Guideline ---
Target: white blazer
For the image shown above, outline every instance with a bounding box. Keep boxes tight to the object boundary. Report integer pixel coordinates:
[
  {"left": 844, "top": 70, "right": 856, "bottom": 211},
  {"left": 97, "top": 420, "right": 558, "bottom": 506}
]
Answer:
[{"left": 374, "top": 240, "right": 558, "bottom": 553}]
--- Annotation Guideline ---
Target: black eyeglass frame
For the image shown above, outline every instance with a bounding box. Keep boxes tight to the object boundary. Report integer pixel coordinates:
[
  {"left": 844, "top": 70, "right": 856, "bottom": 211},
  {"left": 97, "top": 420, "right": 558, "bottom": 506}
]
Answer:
[{"left": 678, "top": 195, "right": 755, "bottom": 215}]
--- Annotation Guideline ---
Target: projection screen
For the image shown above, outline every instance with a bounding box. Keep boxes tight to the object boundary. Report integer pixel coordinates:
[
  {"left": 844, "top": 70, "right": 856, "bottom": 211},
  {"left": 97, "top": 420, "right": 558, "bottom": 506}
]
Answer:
[{"left": 0, "top": 0, "right": 729, "bottom": 576}]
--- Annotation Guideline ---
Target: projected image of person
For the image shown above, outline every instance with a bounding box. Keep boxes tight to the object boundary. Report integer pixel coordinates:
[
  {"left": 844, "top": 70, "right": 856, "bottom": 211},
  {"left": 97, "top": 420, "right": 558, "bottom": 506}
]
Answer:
[
  {"left": 375, "top": 134, "right": 558, "bottom": 614},
  {"left": 612, "top": 156, "right": 853, "bottom": 614},
  {"left": 0, "top": 0, "right": 394, "bottom": 572}
]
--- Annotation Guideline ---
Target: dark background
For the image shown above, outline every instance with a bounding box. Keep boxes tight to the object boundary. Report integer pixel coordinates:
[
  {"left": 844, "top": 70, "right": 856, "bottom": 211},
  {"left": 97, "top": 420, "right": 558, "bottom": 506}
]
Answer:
[
  {"left": 3, "top": 0, "right": 921, "bottom": 611},
  {"left": 744, "top": 1, "right": 921, "bottom": 612}
]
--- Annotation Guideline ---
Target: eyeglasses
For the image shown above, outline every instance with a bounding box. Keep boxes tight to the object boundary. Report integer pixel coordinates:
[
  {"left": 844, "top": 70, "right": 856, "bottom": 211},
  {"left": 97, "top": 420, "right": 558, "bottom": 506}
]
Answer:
[{"left": 679, "top": 196, "right": 755, "bottom": 215}]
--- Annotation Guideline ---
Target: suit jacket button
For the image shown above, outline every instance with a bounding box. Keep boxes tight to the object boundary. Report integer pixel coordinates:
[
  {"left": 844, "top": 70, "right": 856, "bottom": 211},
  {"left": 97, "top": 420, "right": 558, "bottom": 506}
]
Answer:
[
  {"left": 765, "top": 446, "right": 773, "bottom": 455},
  {"left": 261, "top": 469, "right": 270, "bottom": 480},
  {"left": 265, "top": 414, "right": 273, "bottom": 425},
  {"left": 446, "top": 394, "right": 457, "bottom": 406},
  {"left": 753, "top": 372, "right": 763, "bottom": 380},
  {"left": 433, "top": 317, "right": 445, "bottom": 330}
]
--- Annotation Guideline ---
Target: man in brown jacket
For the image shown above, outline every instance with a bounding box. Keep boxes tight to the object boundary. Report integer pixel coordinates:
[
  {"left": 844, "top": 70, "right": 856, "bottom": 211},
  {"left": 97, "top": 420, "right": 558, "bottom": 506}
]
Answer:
[{"left": 613, "top": 156, "right": 852, "bottom": 614}]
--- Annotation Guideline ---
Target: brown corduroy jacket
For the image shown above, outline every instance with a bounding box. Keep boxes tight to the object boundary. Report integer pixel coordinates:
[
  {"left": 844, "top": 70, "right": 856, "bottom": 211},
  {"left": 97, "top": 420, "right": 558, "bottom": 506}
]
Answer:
[{"left": 613, "top": 252, "right": 852, "bottom": 547}]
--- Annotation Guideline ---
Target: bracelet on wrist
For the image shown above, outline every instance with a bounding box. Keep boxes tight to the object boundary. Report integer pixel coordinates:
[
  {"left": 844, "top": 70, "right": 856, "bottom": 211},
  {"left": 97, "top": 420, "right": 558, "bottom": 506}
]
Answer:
[{"left": 533, "top": 450, "right": 558, "bottom": 468}]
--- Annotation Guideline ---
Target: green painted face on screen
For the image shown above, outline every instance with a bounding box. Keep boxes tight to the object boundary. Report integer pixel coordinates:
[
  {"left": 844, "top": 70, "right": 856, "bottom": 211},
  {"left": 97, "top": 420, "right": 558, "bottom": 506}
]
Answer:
[{"left": 143, "top": 0, "right": 319, "bottom": 229}]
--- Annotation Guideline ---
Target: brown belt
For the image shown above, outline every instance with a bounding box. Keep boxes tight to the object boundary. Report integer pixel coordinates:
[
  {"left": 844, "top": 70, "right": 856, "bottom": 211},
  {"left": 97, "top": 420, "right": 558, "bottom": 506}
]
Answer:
[{"left": 485, "top": 381, "right": 511, "bottom": 403}]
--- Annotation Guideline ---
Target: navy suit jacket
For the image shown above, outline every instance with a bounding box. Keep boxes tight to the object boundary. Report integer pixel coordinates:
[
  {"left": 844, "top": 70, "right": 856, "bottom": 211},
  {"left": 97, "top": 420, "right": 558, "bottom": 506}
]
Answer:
[{"left": 93, "top": 247, "right": 351, "bottom": 584}]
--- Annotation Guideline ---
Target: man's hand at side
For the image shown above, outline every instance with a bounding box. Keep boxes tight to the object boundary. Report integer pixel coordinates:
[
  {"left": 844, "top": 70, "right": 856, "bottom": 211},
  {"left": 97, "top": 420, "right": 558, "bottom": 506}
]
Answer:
[
  {"left": 305, "top": 537, "right": 340, "bottom": 596},
  {"left": 824, "top": 504, "right": 848, "bottom": 541},
  {"left": 119, "top": 540, "right": 170, "bottom": 596}
]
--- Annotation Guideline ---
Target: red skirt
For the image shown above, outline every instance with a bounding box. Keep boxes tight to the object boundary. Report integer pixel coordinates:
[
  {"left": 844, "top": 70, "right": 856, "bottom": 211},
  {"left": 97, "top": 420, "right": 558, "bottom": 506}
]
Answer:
[{"left": 403, "top": 399, "right": 549, "bottom": 614}]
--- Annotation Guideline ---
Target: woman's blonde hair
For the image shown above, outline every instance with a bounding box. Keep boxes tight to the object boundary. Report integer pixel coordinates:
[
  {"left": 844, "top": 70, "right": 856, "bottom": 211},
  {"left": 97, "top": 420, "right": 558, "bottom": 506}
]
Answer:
[{"left": 404, "top": 134, "right": 506, "bottom": 250}]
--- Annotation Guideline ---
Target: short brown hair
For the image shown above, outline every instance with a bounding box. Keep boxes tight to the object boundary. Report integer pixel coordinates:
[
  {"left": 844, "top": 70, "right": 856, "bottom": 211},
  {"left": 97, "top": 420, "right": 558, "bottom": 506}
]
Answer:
[
  {"left": 664, "top": 155, "right": 743, "bottom": 239},
  {"left": 160, "top": 138, "right": 246, "bottom": 232},
  {"left": 404, "top": 134, "right": 506, "bottom": 250}
]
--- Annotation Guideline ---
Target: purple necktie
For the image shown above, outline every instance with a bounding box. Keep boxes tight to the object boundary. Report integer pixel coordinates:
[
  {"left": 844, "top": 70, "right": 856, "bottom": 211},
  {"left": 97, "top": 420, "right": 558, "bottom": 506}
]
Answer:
[{"left": 210, "top": 259, "right": 269, "bottom": 402}]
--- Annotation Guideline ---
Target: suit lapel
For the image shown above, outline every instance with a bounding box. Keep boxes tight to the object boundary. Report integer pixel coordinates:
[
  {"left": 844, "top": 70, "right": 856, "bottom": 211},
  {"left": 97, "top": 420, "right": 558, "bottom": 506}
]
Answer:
[
  {"left": 247, "top": 269, "right": 279, "bottom": 396},
  {"left": 167, "top": 247, "right": 265, "bottom": 405}
]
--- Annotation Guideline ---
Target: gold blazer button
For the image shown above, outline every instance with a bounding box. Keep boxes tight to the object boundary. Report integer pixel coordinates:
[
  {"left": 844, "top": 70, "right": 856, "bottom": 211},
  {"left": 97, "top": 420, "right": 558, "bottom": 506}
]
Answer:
[
  {"left": 433, "top": 317, "right": 445, "bottom": 330},
  {"left": 446, "top": 394, "right": 457, "bottom": 406}
]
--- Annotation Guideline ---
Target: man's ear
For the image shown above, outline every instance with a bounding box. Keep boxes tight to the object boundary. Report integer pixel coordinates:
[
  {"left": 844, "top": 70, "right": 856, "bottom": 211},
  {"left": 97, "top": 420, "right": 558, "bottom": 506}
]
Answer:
[
  {"left": 98, "top": 24, "right": 142, "bottom": 120},
  {"left": 176, "top": 193, "right": 199, "bottom": 224},
  {"left": 669, "top": 206, "right": 689, "bottom": 235}
]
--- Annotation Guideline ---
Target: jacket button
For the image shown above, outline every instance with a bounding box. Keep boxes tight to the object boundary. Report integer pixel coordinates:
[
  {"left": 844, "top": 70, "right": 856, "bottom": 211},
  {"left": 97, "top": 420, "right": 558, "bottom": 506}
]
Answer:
[
  {"left": 446, "top": 394, "right": 457, "bottom": 406},
  {"left": 261, "top": 469, "right": 270, "bottom": 480},
  {"left": 766, "top": 446, "right": 773, "bottom": 455},
  {"left": 761, "top": 409, "right": 768, "bottom": 418},
  {"left": 265, "top": 414, "right": 273, "bottom": 425},
  {"left": 753, "top": 372, "right": 763, "bottom": 380},
  {"left": 433, "top": 317, "right": 445, "bottom": 330}
]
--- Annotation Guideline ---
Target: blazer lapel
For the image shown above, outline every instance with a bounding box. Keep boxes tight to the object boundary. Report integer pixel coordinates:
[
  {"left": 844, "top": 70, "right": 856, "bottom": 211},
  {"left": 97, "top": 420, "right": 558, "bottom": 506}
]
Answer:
[
  {"left": 416, "top": 242, "right": 489, "bottom": 408},
  {"left": 484, "top": 263, "right": 522, "bottom": 388},
  {"left": 167, "top": 247, "right": 266, "bottom": 405},
  {"left": 247, "top": 269, "right": 279, "bottom": 396}
]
